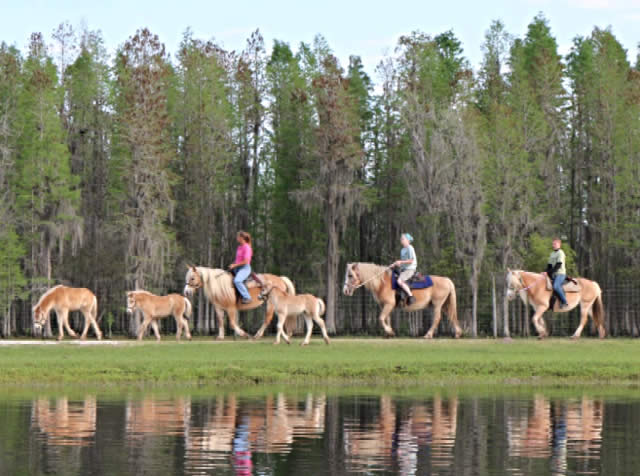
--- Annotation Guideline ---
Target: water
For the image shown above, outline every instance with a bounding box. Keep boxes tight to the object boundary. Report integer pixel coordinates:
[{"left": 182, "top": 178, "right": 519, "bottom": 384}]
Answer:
[{"left": 0, "top": 389, "right": 638, "bottom": 475}]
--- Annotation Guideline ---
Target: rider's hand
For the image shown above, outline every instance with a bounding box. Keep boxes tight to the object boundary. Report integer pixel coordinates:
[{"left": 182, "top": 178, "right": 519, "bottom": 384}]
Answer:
[{"left": 228, "top": 263, "right": 235, "bottom": 270}]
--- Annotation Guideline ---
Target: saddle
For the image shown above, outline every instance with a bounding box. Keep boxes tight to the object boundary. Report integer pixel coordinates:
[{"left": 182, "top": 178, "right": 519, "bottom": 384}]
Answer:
[
  {"left": 391, "top": 270, "right": 433, "bottom": 307},
  {"left": 545, "top": 275, "right": 581, "bottom": 293},
  {"left": 229, "top": 270, "right": 265, "bottom": 302}
]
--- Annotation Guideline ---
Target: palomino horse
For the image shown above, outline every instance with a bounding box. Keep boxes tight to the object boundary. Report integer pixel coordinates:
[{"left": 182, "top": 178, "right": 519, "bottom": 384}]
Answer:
[
  {"left": 506, "top": 269, "right": 606, "bottom": 339},
  {"left": 33, "top": 285, "right": 103, "bottom": 340},
  {"left": 183, "top": 265, "right": 296, "bottom": 339},
  {"left": 258, "top": 281, "right": 330, "bottom": 346},
  {"left": 126, "top": 290, "right": 193, "bottom": 341},
  {"left": 343, "top": 263, "right": 462, "bottom": 338}
]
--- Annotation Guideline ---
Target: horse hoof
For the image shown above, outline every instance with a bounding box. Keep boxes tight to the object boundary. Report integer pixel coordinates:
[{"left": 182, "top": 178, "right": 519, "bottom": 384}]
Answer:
[
  {"left": 216, "top": 336, "right": 225, "bottom": 341},
  {"left": 424, "top": 334, "right": 433, "bottom": 340},
  {"left": 570, "top": 335, "right": 579, "bottom": 340},
  {"left": 324, "top": 338, "right": 331, "bottom": 345},
  {"left": 300, "top": 342, "right": 308, "bottom": 347}
]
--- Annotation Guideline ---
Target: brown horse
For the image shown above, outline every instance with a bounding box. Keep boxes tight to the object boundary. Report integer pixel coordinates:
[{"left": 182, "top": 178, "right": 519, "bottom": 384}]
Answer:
[
  {"left": 183, "top": 265, "right": 296, "bottom": 339},
  {"left": 343, "top": 263, "right": 462, "bottom": 338},
  {"left": 126, "top": 290, "right": 193, "bottom": 341},
  {"left": 33, "top": 285, "right": 103, "bottom": 340},
  {"left": 506, "top": 269, "right": 606, "bottom": 339}
]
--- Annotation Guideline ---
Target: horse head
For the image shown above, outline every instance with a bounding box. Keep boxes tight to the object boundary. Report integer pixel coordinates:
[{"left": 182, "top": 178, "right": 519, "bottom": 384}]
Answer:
[
  {"left": 258, "top": 280, "right": 275, "bottom": 301},
  {"left": 184, "top": 265, "right": 203, "bottom": 297},
  {"left": 126, "top": 292, "right": 136, "bottom": 314},
  {"left": 505, "top": 268, "right": 523, "bottom": 301},
  {"left": 32, "top": 305, "right": 48, "bottom": 330},
  {"left": 343, "top": 263, "right": 361, "bottom": 296}
]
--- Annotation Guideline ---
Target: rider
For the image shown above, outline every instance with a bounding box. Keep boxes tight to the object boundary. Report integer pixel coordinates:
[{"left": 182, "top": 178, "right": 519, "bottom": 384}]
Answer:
[
  {"left": 393, "top": 233, "right": 417, "bottom": 305},
  {"left": 229, "top": 231, "right": 253, "bottom": 304},
  {"left": 547, "top": 237, "right": 568, "bottom": 309}
]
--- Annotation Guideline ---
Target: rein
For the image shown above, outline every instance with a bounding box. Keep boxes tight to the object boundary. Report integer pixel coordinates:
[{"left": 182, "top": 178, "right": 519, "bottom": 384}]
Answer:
[
  {"left": 351, "top": 265, "right": 393, "bottom": 290},
  {"left": 519, "top": 273, "right": 546, "bottom": 293}
]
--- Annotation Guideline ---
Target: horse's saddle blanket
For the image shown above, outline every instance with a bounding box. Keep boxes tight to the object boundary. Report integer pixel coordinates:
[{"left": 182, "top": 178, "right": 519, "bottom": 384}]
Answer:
[
  {"left": 392, "top": 272, "right": 433, "bottom": 290},
  {"left": 546, "top": 276, "right": 581, "bottom": 293}
]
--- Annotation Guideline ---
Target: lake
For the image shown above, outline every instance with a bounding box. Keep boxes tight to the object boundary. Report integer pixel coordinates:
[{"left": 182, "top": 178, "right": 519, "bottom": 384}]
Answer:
[{"left": 0, "top": 388, "right": 638, "bottom": 475}]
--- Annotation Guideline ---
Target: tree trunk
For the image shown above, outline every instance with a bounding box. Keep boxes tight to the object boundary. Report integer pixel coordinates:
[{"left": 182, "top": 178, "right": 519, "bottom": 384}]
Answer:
[{"left": 325, "top": 214, "right": 339, "bottom": 334}]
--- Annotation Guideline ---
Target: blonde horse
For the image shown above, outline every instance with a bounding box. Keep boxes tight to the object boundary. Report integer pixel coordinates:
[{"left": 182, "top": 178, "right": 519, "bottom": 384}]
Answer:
[
  {"left": 343, "top": 263, "right": 462, "bottom": 338},
  {"left": 32, "top": 285, "right": 103, "bottom": 340},
  {"left": 183, "top": 265, "right": 296, "bottom": 339},
  {"left": 258, "top": 281, "right": 330, "bottom": 346},
  {"left": 126, "top": 290, "right": 193, "bottom": 341},
  {"left": 506, "top": 269, "right": 606, "bottom": 339}
]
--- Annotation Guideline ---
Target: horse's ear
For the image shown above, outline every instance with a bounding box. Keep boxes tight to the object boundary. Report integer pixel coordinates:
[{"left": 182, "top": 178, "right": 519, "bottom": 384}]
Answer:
[{"left": 507, "top": 267, "right": 512, "bottom": 273}]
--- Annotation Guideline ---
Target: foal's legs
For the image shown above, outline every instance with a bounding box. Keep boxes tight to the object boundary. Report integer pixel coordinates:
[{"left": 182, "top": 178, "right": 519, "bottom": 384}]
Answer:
[
  {"left": 137, "top": 316, "right": 152, "bottom": 341},
  {"left": 79, "top": 309, "right": 92, "bottom": 340},
  {"left": 55, "top": 310, "right": 66, "bottom": 341},
  {"left": 175, "top": 314, "right": 183, "bottom": 341},
  {"left": 181, "top": 315, "right": 192, "bottom": 340},
  {"left": 311, "top": 311, "right": 331, "bottom": 345},
  {"left": 150, "top": 321, "right": 161, "bottom": 341},
  {"left": 61, "top": 310, "right": 78, "bottom": 339},
  {"left": 275, "top": 311, "right": 291, "bottom": 345},
  {"left": 254, "top": 301, "right": 275, "bottom": 339},
  {"left": 301, "top": 313, "right": 313, "bottom": 346}
]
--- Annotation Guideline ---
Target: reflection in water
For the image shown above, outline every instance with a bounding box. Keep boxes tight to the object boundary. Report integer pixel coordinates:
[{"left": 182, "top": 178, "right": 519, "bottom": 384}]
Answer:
[
  {"left": 32, "top": 396, "right": 97, "bottom": 447},
  {"left": 3, "top": 391, "right": 632, "bottom": 475}
]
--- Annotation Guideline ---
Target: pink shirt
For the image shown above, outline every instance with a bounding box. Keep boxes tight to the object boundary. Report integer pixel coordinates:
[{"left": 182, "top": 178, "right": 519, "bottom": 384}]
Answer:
[{"left": 235, "top": 243, "right": 253, "bottom": 265}]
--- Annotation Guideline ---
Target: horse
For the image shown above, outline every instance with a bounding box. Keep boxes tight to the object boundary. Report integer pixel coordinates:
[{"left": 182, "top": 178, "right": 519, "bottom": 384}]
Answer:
[
  {"left": 343, "top": 263, "right": 462, "bottom": 338},
  {"left": 505, "top": 269, "right": 606, "bottom": 339},
  {"left": 32, "top": 285, "right": 103, "bottom": 341},
  {"left": 258, "top": 281, "right": 330, "bottom": 346},
  {"left": 183, "top": 265, "right": 296, "bottom": 339},
  {"left": 126, "top": 290, "right": 193, "bottom": 341}
]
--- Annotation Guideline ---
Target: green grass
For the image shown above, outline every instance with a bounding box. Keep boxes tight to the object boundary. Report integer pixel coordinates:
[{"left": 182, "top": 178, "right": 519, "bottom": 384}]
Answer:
[{"left": 1, "top": 337, "right": 639, "bottom": 388}]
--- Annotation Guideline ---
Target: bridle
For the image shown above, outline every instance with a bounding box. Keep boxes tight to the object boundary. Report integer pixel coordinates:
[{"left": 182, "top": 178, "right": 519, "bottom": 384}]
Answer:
[
  {"left": 509, "top": 271, "right": 545, "bottom": 296},
  {"left": 344, "top": 263, "right": 392, "bottom": 295}
]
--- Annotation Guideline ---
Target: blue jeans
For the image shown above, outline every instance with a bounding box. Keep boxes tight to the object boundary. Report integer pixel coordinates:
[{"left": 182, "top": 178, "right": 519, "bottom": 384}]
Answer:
[
  {"left": 553, "top": 274, "right": 567, "bottom": 305},
  {"left": 233, "top": 264, "right": 252, "bottom": 300}
]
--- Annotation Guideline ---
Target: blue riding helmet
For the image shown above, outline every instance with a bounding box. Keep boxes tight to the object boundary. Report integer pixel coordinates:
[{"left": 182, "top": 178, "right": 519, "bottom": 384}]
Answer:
[{"left": 403, "top": 233, "right": 414, "bottom": 243}]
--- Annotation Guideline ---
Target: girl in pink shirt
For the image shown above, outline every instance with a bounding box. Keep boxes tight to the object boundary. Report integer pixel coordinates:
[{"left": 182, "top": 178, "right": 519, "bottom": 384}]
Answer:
[{"left": 229, "top": 231, "right": 253, "bottom": 303}]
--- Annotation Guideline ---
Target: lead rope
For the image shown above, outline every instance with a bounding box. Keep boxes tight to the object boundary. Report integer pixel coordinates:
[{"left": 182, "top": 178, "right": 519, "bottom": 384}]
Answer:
[{"left": 352, "top": 265, "right": 394, "bottom": 290}]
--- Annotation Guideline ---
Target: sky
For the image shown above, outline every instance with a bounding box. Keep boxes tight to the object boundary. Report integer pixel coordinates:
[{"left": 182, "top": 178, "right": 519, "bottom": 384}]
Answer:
[{"left": 2, "top": 0, "right": 640, "bottom": 80}]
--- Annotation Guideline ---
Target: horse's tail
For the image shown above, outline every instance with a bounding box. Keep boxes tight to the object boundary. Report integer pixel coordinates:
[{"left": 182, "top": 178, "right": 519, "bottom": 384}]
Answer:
[
  {"left": 444, "top": 280, "right": 462, "bottom": 338},
  {"left": 317, "top": 298, "right": 326, "bottom": 316},
  {"left": 280, "top": 276, "right": 296, "bottom": 295},
  {"left": 592, "top": 289, "right": 606, "bottom": 338},
  {"left": 183, "top": 297, "right": 193, "bottom": 318},
  {"left": 91, "top": 295, "right": 98, "bottom": 321}
]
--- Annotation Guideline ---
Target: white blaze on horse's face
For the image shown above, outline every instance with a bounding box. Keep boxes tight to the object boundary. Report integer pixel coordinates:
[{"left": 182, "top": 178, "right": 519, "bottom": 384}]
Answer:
[
  {"left": 32, "top": 308, "right": 46, "bottom": 330},
  {"left": 506, "top": 271, "right": 519, "bottom": 301},
  {"left": 343, "top": 264, "right": 358, "bottom": 296},
  {"left": 184, "top": 267, "right": 201, "bottom": 297}
]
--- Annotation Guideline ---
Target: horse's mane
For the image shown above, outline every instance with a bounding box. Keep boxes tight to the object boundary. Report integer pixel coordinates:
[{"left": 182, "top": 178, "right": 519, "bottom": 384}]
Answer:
[
  {"left": 197, "top": 267, "right": 236, "bottom": 303},
  {"left": 354, "top": 263, "right": 390, "bottom": 291},
  {"left": 33, "top": 285, "right": 63, "bottom": 310}
]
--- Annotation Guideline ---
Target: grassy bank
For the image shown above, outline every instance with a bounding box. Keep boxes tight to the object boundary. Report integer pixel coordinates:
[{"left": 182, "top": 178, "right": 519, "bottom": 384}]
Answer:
[{"left": 0, "top": 338, "right": 639, "bottom": 387}]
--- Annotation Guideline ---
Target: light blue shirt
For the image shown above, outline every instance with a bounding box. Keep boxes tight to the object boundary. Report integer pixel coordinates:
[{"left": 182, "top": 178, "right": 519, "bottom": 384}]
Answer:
[{"left": 400, "top": 245, "right": 417, "bottom": 271}]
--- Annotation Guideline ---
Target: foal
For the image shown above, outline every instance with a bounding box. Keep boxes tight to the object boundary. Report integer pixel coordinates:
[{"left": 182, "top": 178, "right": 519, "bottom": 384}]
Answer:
[
  {"left": 258, "top": 282, "right": 330, "bottom": 346},
  {"left": 126, "top": 291, "right": 193, "bottom": 341}
]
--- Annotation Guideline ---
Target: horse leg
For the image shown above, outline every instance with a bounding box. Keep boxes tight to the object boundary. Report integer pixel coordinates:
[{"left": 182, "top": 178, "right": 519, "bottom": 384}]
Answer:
[
  {"left": 301, "top": 313, "right": 313, "bottom": 346},
  {"left": 55, "top": 311, "right": 64, "bottom": 341},
  {"left": 150, "top": 320, "right": 161, "bottom": 341},
  {"left": 274, "top": 312, "right": 284, "bottom": 345},
  {"left": 89, "top": 314, "right": 103, "bottom": 341},
  {"left": 425, "top": 304, "right": 443, "bottom": 339},
  {"left": 531, "top": 307, "right": 547, "bottom": 338},
  {"left": 137, "top": 317, "right": 152, "bottom": 341},
  {"left": 62, "top": 310, "right": 78, "bottom": 339},
  {"left": 215, "top": 306, "right": 225, "bottom": 340},
  {"left": 254, "top": 301, "right": 275, "bottom": 339},
  {"left": 78, "top": 310, "right": 91, "bottom": 340},
  {"left": 175, "top": 314, "right": 182, "bottom": 341},
  {"left": 379, "top": 303, "right": 395, "bottom": 337},
  {"left": 311, "top": 312, "right": 331, "bottom": 345},
  {"left": 182, "top": 316, "right": 192, "bottom": 341},
  {"left": 572, "top": 303, "right": 589, "bottom": 339},
  {"left": 227, "top": 308, "right": 249, "bottom": 339}
]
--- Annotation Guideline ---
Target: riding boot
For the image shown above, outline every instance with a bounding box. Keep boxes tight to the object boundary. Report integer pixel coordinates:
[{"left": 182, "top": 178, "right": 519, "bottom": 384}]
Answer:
[{"left": 549, "top": 294, "right": 557, "bottom": 311}]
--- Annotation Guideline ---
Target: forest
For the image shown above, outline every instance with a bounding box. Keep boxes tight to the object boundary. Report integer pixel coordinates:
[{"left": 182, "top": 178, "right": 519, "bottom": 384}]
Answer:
[{"left": 1, "top": 14, "right": 640, "bottom": 338}]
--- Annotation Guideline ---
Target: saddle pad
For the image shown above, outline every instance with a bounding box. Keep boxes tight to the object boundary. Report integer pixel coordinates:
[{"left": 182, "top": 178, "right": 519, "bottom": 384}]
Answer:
[
  {"left": 545, "top": 276, "right": 581, "bottom": 293},
  {"left": 392, "top": 273, "right": 433, "bottom": 290}
]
